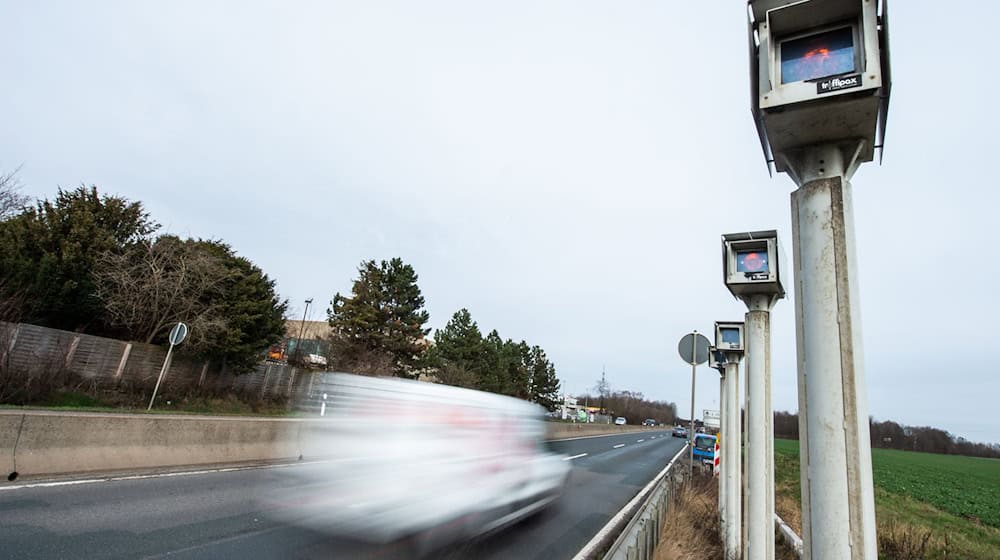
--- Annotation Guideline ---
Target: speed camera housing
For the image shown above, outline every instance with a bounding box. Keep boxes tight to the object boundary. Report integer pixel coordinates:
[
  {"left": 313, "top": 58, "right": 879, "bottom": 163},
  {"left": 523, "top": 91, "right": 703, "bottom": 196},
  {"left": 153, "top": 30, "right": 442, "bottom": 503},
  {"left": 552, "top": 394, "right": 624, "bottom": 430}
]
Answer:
[
  {"left": 723, "top": 230, "right": 785, "bottom": 300},
  {"left": 748, "top": 0, "right": 891, "bottom": 173},
  {"left": 709, "top": 346, "right": 727, "bottom": 371},
  {"left": 715, "top": 322, "right": 746, "bottom": 353}
]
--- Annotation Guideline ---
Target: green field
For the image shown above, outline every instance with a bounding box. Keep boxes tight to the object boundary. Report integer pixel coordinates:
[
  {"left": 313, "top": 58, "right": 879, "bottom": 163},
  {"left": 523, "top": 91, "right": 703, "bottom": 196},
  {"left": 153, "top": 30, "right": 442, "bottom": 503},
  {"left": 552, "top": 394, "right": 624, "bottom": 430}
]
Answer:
[{"left": 774, "top": 439, "right": 1000, "bottom": 559}]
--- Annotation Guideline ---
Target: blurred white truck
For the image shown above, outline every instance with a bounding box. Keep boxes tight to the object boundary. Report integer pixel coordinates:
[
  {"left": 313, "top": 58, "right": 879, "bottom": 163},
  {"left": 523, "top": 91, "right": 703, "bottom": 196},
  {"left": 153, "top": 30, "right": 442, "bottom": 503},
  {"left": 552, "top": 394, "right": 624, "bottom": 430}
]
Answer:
[{"left": 264, "top": 372, "right": 570, "bottom": 554}]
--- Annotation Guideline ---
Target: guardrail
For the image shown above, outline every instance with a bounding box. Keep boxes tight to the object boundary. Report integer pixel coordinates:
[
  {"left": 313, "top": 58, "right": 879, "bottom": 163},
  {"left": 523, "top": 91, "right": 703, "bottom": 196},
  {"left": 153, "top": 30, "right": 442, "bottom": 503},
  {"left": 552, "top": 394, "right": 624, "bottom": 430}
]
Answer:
[
  {"left": 600, "top": 445, "right": 686, "bottom": 560},
  {"left": 571, "top": 444, "right": 687, "bottom": 560},
  {"left": 595, "top": 444, "right": 805, "bottom": 560}
]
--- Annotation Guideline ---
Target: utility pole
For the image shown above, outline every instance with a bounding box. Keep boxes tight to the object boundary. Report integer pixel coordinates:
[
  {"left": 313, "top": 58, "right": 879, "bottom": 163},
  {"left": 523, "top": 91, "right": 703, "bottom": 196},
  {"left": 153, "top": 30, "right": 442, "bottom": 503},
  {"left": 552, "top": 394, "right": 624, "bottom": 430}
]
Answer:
[
  {"left": 600, "top": 365, "right": 607, "bottom": 416},
  {"left": 294, "top": 298, "right": 313, "bottom": 366}
]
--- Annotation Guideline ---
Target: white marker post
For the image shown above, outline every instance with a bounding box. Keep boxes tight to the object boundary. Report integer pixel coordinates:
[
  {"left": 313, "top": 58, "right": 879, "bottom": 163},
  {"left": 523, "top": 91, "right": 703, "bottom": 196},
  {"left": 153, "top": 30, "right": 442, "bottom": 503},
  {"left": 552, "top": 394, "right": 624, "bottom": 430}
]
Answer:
[{"left": 148, "top": 322, "right": 188, "bottom": 411}]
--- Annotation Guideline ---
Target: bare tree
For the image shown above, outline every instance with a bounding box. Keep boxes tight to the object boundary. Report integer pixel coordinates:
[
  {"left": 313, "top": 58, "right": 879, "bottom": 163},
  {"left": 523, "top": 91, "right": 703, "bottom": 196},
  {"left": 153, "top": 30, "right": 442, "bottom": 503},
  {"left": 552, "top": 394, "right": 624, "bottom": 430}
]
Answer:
[
  {"left": 93, "top": 236, "right": 230, "bottom": 344},
  {"left": 0, "top": 166, "right": 29, "bottom": 220}
]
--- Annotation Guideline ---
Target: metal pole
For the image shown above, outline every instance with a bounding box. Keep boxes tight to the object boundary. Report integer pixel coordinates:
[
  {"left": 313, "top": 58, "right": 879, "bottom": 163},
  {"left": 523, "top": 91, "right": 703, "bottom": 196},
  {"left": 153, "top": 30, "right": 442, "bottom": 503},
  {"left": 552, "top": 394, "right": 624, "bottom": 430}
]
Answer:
[
  {"left": 788, "top": 144, "right": 877, "bottom": 560},
  {"left": 689, "top": 332, "right": 697, "bottom": 478},
  {"left": 744, "top": 293, "right": 774, "bottom": 560},
  {"left": 147, "top": 342, "right": 175, "bottom": 411},
  {"left": 723, "top": 359, "right": 742, "bottom": 559},
  {"left": 294, "top": 298, "right": 312, "bottom": 365}
]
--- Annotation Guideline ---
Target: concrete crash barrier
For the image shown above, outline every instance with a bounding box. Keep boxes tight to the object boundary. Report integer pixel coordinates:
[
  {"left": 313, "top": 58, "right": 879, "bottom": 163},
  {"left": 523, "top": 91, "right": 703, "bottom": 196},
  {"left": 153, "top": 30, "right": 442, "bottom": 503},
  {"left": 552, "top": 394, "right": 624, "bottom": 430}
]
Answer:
[
  {"left": 546, "top": 423, "right": 660, "bottom": 441},
  {"left": 2, "top": 410, "right": 304, "bottom": 479},
  {"left": 0, "top": 410, "right": 666, "bottom": 482},
  {"left": 1, "top": 414, "right": 23, "bottom": 477}
]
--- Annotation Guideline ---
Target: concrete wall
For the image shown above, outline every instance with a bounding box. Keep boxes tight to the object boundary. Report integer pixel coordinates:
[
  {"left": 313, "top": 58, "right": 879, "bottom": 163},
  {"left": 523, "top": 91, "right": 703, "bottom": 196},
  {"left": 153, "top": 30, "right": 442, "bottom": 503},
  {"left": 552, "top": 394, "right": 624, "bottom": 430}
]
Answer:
[
  {"left": 0, "top": 411, "right": 664, "bottom": 481},
  {"left": 2, "top": 410, "right": 305, "bottom": 479},
  {"left": 546, "top": 423, "right": 662, "bottom": 440}
]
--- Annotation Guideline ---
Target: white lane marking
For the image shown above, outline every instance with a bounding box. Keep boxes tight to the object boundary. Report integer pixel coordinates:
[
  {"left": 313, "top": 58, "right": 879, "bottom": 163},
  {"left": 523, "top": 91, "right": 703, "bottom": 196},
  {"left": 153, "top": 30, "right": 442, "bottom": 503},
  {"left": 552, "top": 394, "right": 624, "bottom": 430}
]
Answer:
[
  {"left": 573, "top": 443, "right": 689, "bottom": 560},
  {"left": 563, "top": 453, "right": 588, "bottom": 461},
  {"left": 613, "top": 443, "right": 626, "bottom": 449},
  {"left": 0, "top": 460, "right": 333, "bottom": 492},
  {"left": 650, "top": 436, "right": 656, "bottom": 439},
  {"left": 637, "top": 439, "right": 645, "bottom": 443}
]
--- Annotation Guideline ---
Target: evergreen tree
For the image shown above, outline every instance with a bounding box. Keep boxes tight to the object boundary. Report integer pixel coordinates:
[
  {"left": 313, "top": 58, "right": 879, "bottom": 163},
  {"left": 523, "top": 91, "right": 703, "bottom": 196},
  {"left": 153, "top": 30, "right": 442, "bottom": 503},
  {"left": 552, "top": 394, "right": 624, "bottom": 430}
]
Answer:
[
  {"left": 528, "top": 345, "right": 561, "bottom": 411},
  {"left": 328, "top": 258, "right": 430, "bottom": 377},
  {"left": 431, "top": 309, "right": 483, "bottom": 372},
  {"left": 191, "top": 240, "right": 288, "bottom": 372},
  {"left": 0, "top": 185, "right": 156, "bottom": 333},
  {"left": 479, "top": 329, "right": 507, "bottom": 394}
]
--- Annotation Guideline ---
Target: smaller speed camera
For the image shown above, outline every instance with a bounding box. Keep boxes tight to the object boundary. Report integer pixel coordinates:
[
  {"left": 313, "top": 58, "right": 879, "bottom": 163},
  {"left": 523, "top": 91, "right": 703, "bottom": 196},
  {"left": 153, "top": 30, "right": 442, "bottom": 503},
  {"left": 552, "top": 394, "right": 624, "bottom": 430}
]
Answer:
[
  {"left": 723, "top": 230, "right": 785, "bottom": 300},
  {"left": 715, "top": 322, "right": 745, "bottom": 353}
]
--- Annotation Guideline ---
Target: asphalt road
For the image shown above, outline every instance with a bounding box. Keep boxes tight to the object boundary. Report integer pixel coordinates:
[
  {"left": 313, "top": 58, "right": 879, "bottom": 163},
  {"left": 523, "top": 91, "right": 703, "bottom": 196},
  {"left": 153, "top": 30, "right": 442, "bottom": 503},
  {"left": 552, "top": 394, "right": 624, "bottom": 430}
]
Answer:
[{"left": 0, "top": 429, "right": 685, "bottom": 560}]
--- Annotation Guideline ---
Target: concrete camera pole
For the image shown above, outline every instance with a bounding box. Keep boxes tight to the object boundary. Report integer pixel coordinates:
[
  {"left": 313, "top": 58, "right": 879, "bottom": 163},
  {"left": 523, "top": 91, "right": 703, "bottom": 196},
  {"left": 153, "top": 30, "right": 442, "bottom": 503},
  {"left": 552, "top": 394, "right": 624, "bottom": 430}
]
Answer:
[
  {"left": 783, "top": 143, "right": 878, "bottom": 560},
  {"left": 722, "top": 359, "right": 742, "bottom": 559},
  {"left": 743, "top": 294, "right": 775, "bottom": 560}
]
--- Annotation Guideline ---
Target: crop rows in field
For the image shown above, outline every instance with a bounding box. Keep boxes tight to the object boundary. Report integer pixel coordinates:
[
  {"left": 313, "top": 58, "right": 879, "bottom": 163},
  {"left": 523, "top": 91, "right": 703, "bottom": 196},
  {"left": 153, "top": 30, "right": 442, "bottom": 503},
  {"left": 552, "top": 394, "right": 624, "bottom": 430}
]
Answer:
[
  {"left": 774, "top": 439, "right": 1000, "bottom": 528},
  {"left": 870, "top": 448, "right": 1000, "bottom": 528}
]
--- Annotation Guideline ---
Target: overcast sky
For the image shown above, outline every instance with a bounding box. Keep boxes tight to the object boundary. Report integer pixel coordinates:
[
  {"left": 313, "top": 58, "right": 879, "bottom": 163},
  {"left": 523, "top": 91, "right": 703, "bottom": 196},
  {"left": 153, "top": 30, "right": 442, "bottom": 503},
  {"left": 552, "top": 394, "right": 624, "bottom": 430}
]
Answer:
[{"left": 3, "top": 1, "right": 997, "bottom": 443}]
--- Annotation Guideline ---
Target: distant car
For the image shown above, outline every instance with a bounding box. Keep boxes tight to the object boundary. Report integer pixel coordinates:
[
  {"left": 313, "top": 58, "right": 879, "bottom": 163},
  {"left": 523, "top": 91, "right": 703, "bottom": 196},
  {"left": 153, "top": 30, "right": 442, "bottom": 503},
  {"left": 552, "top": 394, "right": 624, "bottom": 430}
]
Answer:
[
  {"left": 672, "top": 426, "right": 687, "bottom": 438},
  {"left": 642, "top": 419, "right": 657, "bottom": 426},
  {"left": 614, "top": 417, "right": 627, "bottom": 425}
]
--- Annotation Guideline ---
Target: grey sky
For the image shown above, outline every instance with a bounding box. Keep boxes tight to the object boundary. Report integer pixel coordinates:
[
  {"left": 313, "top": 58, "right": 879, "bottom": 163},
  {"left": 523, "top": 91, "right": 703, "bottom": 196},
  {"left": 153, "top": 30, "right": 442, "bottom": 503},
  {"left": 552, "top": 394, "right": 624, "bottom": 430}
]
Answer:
[{"left": 3, "top": 1, "right": 998, "bottom": 443}]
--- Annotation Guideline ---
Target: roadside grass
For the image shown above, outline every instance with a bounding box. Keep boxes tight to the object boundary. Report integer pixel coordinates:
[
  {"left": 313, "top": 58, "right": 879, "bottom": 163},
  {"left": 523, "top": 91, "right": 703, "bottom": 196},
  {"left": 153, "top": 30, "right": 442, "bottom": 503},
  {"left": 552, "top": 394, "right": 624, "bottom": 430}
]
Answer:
[
  {"left": 654, "top": 470, "right": 798, "bottom": 560},
  {"left": 1, "top": 390, "right": 293, "bottom": 416},
  {"left": 774, "top": 438, "right": 1000, "bottom": 559}
]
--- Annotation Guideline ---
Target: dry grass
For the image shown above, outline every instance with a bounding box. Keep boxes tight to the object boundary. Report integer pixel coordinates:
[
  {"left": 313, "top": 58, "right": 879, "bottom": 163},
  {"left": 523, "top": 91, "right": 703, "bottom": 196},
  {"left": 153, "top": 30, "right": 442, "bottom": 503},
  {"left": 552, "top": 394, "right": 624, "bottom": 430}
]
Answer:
[
  {"left": 879, "top": 519, "right": 934, "bottom": 560},
  {"left": 654, "top": 474, "right": 723, "bottom": 560}
]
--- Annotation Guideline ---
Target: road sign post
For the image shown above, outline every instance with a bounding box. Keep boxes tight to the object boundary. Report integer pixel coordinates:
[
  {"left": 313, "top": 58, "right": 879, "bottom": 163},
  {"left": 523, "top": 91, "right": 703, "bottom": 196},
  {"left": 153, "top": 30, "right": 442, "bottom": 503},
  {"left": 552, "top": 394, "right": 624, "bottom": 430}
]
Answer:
[
  {"left": 677, "top": 331, "right": 710, "bottom": 478},
  {"left": 148, "top": 322, "right": 188, "bottom": 411}
]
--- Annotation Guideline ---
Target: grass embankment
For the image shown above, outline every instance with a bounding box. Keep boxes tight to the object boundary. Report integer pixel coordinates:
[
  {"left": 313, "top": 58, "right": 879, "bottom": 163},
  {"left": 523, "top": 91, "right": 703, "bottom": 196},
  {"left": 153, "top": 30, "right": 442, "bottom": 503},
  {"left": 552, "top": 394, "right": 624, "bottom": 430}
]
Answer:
[
  {"left": 774, "top": 438, "right": 1000, "bottom": 559},
  {"left": 1, "top": 390, "right": 292, "bottom": 416},
  {"left": 654, "top": 472, "right": 797, "bottom": 560}
]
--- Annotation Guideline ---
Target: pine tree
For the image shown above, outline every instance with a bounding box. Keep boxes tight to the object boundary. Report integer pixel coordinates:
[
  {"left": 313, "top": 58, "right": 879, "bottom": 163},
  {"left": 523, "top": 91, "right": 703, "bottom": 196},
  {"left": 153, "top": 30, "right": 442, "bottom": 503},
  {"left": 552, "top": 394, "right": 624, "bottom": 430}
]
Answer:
[
  {"left": 328, "top": 258, "right": 431, "bottom": 377},
  {"left": 528, "top": 345, "right": 561, "bottom": 411},
  {"left": 431, "top": 308, "right": 483, "bottom": 374}
]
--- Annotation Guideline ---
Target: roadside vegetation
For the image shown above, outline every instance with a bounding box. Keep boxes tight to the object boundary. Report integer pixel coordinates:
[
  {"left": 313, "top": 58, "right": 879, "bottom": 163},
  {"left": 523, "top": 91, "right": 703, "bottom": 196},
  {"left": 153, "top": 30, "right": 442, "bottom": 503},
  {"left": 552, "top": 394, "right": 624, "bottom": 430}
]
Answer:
[
  {"left": 774, "top": 438, "right": 1000, "bottom": 559},
  {"left": 1, "top": 390, "right": 291, "bottom": 416},
  {"left": 653, "top": 470, "right": 796, "bottom": 560},
  {"left": 0, "top": 172, "right": 565, "bottom": 414}
]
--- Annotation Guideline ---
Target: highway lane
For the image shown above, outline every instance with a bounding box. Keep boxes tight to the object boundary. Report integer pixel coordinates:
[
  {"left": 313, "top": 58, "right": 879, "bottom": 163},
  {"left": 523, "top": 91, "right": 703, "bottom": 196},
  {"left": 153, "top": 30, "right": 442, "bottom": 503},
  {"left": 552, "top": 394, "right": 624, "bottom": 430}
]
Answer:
[{"left": 0, "top": 429, "right": 685, "bottom": 559}]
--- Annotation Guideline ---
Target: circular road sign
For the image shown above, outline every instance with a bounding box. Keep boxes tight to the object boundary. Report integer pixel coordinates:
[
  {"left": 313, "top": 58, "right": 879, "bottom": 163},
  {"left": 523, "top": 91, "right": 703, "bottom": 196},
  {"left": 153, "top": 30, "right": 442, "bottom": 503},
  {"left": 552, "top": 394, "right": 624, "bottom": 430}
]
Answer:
[
  {"left": 678, "top": 332, "right": 711, "bottom": 365},
  {"left": 168, "top": 322, "right": 189, "bottom": 346}
]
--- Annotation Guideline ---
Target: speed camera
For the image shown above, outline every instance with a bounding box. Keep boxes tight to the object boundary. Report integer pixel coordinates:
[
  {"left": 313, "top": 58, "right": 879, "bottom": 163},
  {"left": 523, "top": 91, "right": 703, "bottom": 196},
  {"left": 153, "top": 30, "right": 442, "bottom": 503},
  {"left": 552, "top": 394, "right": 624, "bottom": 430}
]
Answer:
[
  {"left": 722, "top": 230, "right": 785, "bottom": 299},
  {"left": 715, "top": 322, "right": 745, "bottom": 353},
  {"left": 748, "top": 0, "right": 891, "bottom": 173},
  {"left": 708, "top": 346, "right": 727, "bottom": 371}
]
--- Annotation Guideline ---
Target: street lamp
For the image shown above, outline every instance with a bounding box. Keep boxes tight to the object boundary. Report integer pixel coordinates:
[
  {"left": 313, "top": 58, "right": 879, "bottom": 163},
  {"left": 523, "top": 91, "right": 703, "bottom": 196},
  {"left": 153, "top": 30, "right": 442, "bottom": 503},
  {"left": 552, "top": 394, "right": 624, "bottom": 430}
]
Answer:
[{"left": 294, "top": 298, "right": 313, "bottom": 366}]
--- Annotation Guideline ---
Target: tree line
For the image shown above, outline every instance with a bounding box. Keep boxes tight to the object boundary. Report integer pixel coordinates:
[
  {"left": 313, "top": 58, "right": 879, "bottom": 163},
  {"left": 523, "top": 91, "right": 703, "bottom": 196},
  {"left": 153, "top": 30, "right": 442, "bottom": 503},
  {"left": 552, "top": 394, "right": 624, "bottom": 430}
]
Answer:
[
  {"left": 325, "top": 259, "right": 562, "bottom": 410},
  {"left": 774, "top": 410, "right": 1000, "bottom": 459},
  {"left": 1, "top": 176, "right": 562, "bottom": 407},
  {"left": 575, "top": 384, "right": 678, "bottom": 426},
  {"left": 0, "top": 181, "right": 287, "bottom": 372}
]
